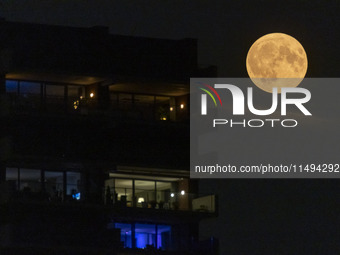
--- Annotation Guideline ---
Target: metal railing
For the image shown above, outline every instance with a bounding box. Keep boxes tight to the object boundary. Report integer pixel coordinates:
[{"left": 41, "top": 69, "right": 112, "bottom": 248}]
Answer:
[{"left": 5, "top": 94, "right": 174, "bottom": 121}]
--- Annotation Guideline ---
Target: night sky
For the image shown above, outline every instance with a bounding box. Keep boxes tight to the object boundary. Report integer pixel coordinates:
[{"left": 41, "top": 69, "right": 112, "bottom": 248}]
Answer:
[
  {"left": 2, "top": 1, "right": 340, "bottom": 254},
  {"left": 2, "top": 0, "right": 340, "bottom": 77}
]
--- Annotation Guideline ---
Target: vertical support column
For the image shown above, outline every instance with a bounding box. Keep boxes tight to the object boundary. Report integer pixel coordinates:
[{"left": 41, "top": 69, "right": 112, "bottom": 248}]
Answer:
[
  {"left": 0, "top": 76, "right": 10, "bottom": 172},
  {"left": 63, "top": 171, "right": 67, "bottom": 202},
  {"left": 98, "top": 85, "right": 110, "bottom": 110},
  {"left": 85, "top": 172, "right": 90, "bottom": 202},
  {"left": 155, "top": 224, "right": 158, "bottom": 248},
  {"left": 132, "top": 179, "right": 136, "bottom": 207},
  {"left": 40, "top": 82, "right": 44, "bottom": 111},
  {"left": 64, "top": 85, "right": 68, "bottom": 113},
  {"left": 0, "top": 162, "right": 5, "bottom": 183},
  {"left": 154, "top": 181, "right": 157, "bottom": 203},
  {"left": 41, "top": 170, "right": 45, "bottom": 193},
  {"left": 0, "top": 73, "right": 9, "bottom": 116},
  {"left": 18, "top": 168, "right": 21, "bottom": 190},
  {"left": 131, "top": 222, "right": 136, "bottom": 249},
  {"left": 0, "top": 73, "right": 5, "bottom": 94},
  {"left": 131, "top": 94, "right": 135, "bottom": 110},
  {"left": 153, "top": 95, "right": 156, "bottom": 120}
]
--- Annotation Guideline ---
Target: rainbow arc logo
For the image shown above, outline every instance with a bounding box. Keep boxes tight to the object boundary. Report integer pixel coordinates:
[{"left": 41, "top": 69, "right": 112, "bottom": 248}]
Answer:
[{"left": 198, "top": 83, "right": 222, "bottom": 115}]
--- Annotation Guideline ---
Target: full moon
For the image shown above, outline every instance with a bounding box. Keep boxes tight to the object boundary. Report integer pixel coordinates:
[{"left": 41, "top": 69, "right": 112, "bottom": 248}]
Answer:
[{"left": 246, "top": 33, "right": 308, "bottom": 93}]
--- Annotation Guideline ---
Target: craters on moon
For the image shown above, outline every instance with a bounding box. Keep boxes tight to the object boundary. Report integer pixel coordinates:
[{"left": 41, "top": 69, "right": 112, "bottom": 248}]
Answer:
[{"left": 246, "top": 33, "right": 308, "bottom": 93}]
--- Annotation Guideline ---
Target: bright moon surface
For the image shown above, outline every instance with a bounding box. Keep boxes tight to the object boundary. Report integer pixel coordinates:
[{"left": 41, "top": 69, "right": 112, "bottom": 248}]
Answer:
[{"left": 246, "top": 33, "right": 308, "bottom": 93}]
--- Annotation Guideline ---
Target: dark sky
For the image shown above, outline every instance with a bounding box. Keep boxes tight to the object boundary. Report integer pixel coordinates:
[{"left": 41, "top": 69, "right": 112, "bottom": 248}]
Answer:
[
  {"left": 1, "top": 0, "right": 340, "bottom": 77},
  {"left": 2, "top": 1, "right": 340, "bottom": 254}
]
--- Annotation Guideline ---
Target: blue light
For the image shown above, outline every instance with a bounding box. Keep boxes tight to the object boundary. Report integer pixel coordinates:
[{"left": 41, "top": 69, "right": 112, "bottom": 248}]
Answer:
[
  {"left": 5, "top": 80, "right": 17, "bottom": 93},
  {"left": 72, "top": 192, "right": 81, "bottom": 200}
]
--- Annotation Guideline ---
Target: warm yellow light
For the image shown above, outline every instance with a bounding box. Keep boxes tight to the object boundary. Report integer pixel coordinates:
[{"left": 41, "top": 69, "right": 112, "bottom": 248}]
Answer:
[
  {"left": 170, "top": 107, "right": 173, "bottom": 112},
  {"left": 138, "top": 197, "right": 145, "bottom": 203},
  {"left": 73, "top": 100, "right": 79, "bottom": 110},
  {"left": 162, "top": 117, "right": 167, "bottom": 121},
  {"left": 80, "top": 96, "right": 83, "bottom": 99},
  {"left": 90, "top": 93, "right": 94, "bottom": 98},
  {"left": 180, "top": 104, "right": 184, "bottom": 109},
  {"left": 246, "top": 33, "right": 308, "bottom": 93}
]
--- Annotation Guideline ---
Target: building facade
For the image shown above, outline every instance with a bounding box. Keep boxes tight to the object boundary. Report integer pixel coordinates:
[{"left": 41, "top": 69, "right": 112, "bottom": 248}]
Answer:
[{"left": 0, "top": 19, "right": 217, "bottom": 254}]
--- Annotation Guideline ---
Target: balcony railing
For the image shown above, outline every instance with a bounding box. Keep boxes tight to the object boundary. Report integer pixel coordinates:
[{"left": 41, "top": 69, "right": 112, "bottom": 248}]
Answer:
[
  {"left": 4, "top": 94, "right": 182, "bottom": 122},
  {"left": 104, "top": 187, "right": 216, "bottom": 213},
  {"left": 0, "top": 181, "right": 216, "bottom": 214}
]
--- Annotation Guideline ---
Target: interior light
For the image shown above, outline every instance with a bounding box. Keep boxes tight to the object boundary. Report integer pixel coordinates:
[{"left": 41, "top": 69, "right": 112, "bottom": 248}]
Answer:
[
  {"left": 72, "top": 193, "right": 81, "bottom": 200},
  {"left": 170, "top": 107, "right": 173, "bottom": 111},
  {"left": 73, "top": 100, "right": 79, "bottom": 110},
  {"left": 181, "top": 190, "right": 185, "bottom": 195},
  {"left": 138, "top": 197, "right": 145, "bottom": 203},
  {"left": 170, "top": 193, "right": 175, "bottom": 198},
  {"left": 180, "top": 104, "right": 184, "bottom": 109},
  {"left": 90, "top": 92, "right": 94, "bottom": 98}
]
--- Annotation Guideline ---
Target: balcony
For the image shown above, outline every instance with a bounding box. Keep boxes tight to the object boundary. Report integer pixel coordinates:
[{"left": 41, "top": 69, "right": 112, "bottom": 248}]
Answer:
[
  {"left": 3, "top": 79, "right": 189, "bottom": 122},
  {"left": 1, "top": 168, "right": 216, "bottom": 215}
]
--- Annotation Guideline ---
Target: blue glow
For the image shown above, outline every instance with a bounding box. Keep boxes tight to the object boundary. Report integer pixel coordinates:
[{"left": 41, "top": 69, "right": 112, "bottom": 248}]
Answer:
[
  {"left": 113, "top": 223, "right": 171, "bottom": 250},
  {"left": 72, "top": 192, "right": 81, "bottom": 200},
  {"left": 115, "top": 223, "right": 132, "bottom": 248},
  {"left": 5, "top": 80, "right": 17, "bottom": 93}
]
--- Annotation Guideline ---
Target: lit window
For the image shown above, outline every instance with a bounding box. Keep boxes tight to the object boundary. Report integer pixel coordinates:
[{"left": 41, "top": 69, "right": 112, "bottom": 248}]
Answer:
[
  {"left": 113, "top": 223, "right": 171, "bottom": 250},
  {"left": 114, "top": 223, "right": 132, "bottom": 248}
]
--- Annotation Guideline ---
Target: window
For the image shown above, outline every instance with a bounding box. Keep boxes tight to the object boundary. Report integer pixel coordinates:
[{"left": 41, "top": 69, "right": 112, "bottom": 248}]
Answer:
[
  {"left": 66, "top": 172, "right": 82, "bottom": 200},
  {"left": 6, "top": 167, "right": 19, "bottom": 190},
  {"left": 118, "top": 93, "right": 133, "bottom": 110},
  {"left": 115, "top": 179, "right": 133, "bottom": 206},
  {"left": 156, "top": 182, "right": 171, "bottom": 208},
  {"left": 5, "top": 80, "right": 18, "bottom": 93},
  {"left": 45, "top": 171, "right": 63, "bottom": 201},
  {"left": 20, "top": 168, "right": 41, "bottom": 192},
  {"left": 46, "top": 85, "right": 64, "bottom": 97},
  {"left": 113, "top": 222, "right": 171, "bottom": 250},
  {"left": 20, "top": 82, "right": 41, "bottom": 95},
  {"left": 135, "top": 223, "right": 156, "bottom": 248},
  {"left": 157, "top": 225, "right": 171, "bottom": 250},
  {"left": 114, "top": 223, "right": 132, "bottom": 248},
  {"left": 68, "top": 85, "right": 84, "bottom": 98},
  {"left": 155, "top": 96, "right": 170, "bottom": 120},
  {"left": 135, "top": 180, "right": 155, "bottom": 208},
  {"left": 106, "top": 175, "right": 182, "bottom": 209}
]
